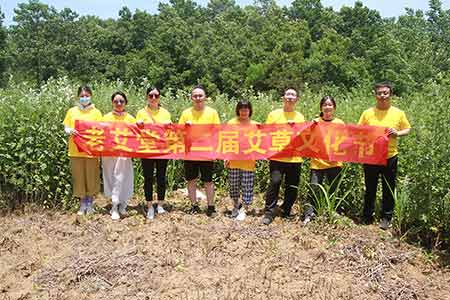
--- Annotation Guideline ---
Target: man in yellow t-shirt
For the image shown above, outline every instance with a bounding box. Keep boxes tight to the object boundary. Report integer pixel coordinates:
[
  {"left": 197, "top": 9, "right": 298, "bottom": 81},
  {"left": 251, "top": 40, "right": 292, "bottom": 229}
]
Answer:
[
  {"left": 358, "top": 81, "right": 411, "bottom": 230},
  {"left": 178, "top": 85, "right": 220, "bottom": 217},
  {"left": 262, "top": 87, "right": 305, "bottom": 225}
]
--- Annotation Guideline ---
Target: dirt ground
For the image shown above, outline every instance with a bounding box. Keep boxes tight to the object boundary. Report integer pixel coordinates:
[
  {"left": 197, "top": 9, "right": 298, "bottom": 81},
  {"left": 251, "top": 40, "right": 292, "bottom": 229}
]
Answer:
[{"left": 1, "top": 192, "right": 449, "bottom": 300}]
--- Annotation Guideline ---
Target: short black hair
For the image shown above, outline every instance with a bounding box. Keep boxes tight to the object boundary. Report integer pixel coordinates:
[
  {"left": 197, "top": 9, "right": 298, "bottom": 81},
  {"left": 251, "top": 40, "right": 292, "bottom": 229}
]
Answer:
[
  {"left": 146, "top": 86, "right": 160, "bottom": 96},
  {"left": 111, "top": 91, "right": 128, "bottom": 104},
  {"left": 374, "top": 81, "right": 393, "bottom": 94},
  {"left": 191, "top": 84, "right": 207, "bottom": 95},
  {"left": 281, "top": 86, "right": 299, "bottom": 98},
  {"left": 235, "top": 99, "right": 253, "bottom": 117},
  {"left": 77, "top": 85, "right": 92, "bottom": 96}
]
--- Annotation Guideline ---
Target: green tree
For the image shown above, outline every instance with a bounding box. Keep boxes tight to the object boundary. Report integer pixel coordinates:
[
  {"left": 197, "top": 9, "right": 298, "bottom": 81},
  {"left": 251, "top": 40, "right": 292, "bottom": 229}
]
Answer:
[{"left": 0, "top": 6, "right": 8, "bottom": 86}]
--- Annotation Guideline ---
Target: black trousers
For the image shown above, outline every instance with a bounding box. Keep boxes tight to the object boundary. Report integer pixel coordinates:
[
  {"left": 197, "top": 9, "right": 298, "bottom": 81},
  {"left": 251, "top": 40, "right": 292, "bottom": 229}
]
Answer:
[
  {"left": 264, "top": 160, "right": 302, "bottom": 215},
  {"left": 141, "top": 159, "right": 168, "bottom": 202},
  {"left": 363, "top": 156, "right": 398, "bottom": 220},
  {"left": 305, "top": 167, "right": 342, "bottom": 216}
]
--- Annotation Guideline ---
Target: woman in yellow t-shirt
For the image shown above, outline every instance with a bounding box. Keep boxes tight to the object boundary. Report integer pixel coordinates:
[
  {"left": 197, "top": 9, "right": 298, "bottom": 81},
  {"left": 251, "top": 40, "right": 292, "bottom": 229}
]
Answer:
[
  {"left": 136, "top": 87, "right": 172, "bottom": 220},
  {"left": 102, "top": 91, "right": 136, "bottom": 220},
  {"left": 226, "top": 100, "right": 258, "bottom": 221},
  {"left": 63, "top": 85, "right": 102, "bottom": 215},
  {"left": 304, "top": 96, "right": 345, "bottom": 225}
]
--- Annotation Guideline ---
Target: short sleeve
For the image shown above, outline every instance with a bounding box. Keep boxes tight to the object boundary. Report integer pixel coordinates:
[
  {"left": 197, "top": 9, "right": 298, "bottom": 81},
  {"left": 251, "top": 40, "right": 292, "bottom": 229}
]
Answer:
[
  {"left": 63, "top": 109, "right": 73, "bottom": 128},
  {"left": 399, "top": 111, "right": 411, "bottom": 130}
]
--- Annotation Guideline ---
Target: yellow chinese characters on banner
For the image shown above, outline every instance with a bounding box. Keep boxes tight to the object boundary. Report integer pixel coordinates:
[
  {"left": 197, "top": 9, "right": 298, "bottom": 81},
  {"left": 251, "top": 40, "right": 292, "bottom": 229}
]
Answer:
[{"left": 74, "top": 121, "right": 389, "bottom": 165}]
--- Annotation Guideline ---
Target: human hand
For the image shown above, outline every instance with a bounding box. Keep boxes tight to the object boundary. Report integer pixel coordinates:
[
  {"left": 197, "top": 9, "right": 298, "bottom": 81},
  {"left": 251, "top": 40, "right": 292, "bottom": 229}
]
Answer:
[{"left": 387, "top": 128, "right": 398, "bottom": 137}]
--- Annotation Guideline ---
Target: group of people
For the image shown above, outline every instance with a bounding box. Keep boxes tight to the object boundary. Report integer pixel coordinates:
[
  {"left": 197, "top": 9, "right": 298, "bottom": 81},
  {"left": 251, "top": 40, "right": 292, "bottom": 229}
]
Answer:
[{"left": 63, "top": 82, "right": 411, "bottom": 229}]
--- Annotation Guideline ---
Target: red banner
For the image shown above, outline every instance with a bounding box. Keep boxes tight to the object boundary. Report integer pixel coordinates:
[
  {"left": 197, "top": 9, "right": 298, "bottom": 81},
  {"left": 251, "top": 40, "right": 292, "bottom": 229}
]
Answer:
[{"left": 74, "top": 121, "right": 389, "bottom": 165}]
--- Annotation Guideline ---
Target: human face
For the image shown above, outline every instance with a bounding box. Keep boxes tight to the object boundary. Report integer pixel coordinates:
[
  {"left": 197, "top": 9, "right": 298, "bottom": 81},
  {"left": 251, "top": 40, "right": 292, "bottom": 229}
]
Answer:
[
  {"left": 147, "top": 89, "right": 160, "bottom": 109},
  {"left": 283, "top": 89, "right": 298, "bottom": 112},
  {"left": 321, "top": 99, "right": 335, "bottom": 119},
  {"left": 238, "top": 107, "right": 250, "bottom": 122},
  {"left": 191, "top": 88, "right": 206, "bottom": 111},
  {"left": 78, "top": 90, "right": 92, "bottom": 107},
  {"left": 375, "top": 86, "right": 391, "bottom": 110},
  {"left": 112, "top": 94, "right": 126, "bottom": 112}
]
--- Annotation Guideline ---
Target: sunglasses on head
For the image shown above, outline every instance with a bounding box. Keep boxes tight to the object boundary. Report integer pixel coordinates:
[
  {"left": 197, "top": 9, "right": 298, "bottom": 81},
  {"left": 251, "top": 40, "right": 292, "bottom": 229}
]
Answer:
[
  {"left": 113, "top": 99, "right": 126, "bottom": 104},
  {"left": 148, "top": 94, "right": 160, "bottom": 99}
]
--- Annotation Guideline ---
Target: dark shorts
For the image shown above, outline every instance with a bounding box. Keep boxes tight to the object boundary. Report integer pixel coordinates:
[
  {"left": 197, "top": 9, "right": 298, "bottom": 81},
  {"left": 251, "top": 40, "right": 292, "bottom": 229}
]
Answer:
[{"left": 184, "top": 160, "right": 214, "bottom": 182}]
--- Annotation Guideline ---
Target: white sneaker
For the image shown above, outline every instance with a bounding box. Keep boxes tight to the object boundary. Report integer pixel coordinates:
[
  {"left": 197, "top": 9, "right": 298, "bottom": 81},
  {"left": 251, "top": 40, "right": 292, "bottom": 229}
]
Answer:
[
  {"left": 85, "top": 198, "right": 94, "bottom": 215},
  {"left": 111, "top": 206, "right": 120, "bottom": 220},
  {"left": 77, "top": 201, "right": 86, "bottom": 216},
  {"left": 156, "top": 205, "right": 166, "bottom": 214},
  {"left": 231, "top": 207, "right": 239, "bottom": 218},
  {"left": 236, "top": 207, "right": 247, "bottom": 221},
  {"left": 118, "top": 203, "right": 128, "bottom": 215},
  {"left": 77, "top": 200, "right": 87, "bottom": 216},
  {"left": 147, "top": 206, "right": 155, "bottom": 220},
  {"left": 302, "top": 216, "right": 311, "bottom": 226}
]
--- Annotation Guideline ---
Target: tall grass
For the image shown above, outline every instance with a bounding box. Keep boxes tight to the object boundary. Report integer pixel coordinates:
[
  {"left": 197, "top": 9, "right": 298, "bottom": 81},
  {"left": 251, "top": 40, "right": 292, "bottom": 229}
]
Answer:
[{"left": 0, "top": 77, "right": 449, "bottom": 249}]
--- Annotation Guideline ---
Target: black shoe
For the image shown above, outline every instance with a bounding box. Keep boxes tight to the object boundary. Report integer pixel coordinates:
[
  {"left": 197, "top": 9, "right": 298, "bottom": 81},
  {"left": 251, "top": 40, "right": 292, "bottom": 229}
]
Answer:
[
  {"left": 281, "top": 210, "right": 293, "bottom": 220},
  {"left": 189, "top": 205, "right": 200, "bottom": 214},
  {"left": 361, "top": 216, "right": 374, "bottom": 225},
  {"left": 206, "top": 205, "right": 216, "bottom": 217},
  {"left": 379, "top": 218, "right": 392, "bottom": 230},
  {"left": 261, "top": 212, "right": 274, "bottom": 225}
]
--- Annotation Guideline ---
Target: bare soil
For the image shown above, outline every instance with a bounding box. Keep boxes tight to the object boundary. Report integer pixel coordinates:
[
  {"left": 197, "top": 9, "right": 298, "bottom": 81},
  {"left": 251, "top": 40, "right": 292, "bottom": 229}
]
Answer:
[{"left": 1, "top": 192, "right": 449, "bottom": 300}]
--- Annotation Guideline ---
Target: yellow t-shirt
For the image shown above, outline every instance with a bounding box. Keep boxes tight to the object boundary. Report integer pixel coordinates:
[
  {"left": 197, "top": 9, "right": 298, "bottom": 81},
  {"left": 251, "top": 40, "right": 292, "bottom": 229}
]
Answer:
[
  {"left": 63, "top": 106, "right": 103, "bottom": 157},
  {"left": 310, "top": 117, "right": 345, "bottom": 170},
  {"left": 135, "top": 106, "right": 171, "bottom": 124},
  {"left": 227, "top": 118, "right": 259, "bottom": 171},
  {"left": 178, "top": 106, "right": 220, "bottom": 125},
  {"left": 266, "top": 108, "right": 305, "bottom": 163},
  {"left": 102, "top": 112, "right": 136, "bottom": 124},
  {"left": 358, "top": 106, "right": 411, "bottom": 158}
]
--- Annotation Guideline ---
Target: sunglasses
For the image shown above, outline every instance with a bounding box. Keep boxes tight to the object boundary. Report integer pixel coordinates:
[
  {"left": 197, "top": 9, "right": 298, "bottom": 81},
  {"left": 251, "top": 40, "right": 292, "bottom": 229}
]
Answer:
[
  {"left": 148, "top": 94, "right": 160, "bottom": 99},
  {"left": 113, "top": 99, "right": 126, "bottom": 104}
]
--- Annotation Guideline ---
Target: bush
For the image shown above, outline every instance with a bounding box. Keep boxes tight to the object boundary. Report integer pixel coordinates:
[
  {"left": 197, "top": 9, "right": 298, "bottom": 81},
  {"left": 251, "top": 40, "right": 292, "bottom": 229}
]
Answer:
[{"left": 0, "top": 78, "right": 449, "bottom": 249}]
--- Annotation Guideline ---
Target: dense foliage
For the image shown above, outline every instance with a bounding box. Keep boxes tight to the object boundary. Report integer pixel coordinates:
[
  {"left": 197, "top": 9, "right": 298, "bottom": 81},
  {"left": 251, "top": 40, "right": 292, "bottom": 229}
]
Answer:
[
  {"left": 0, "top": 0, "right": 449, "bottom": 94},
  {"left": 0, "top": 78, "right": 449, "bottom": 250}
]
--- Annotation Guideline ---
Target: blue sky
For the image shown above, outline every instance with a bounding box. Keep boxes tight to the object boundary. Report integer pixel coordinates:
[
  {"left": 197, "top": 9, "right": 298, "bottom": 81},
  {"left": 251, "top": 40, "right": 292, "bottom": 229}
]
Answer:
[{"left": 1, "top": 0, "right": 449, "bottom": 26}]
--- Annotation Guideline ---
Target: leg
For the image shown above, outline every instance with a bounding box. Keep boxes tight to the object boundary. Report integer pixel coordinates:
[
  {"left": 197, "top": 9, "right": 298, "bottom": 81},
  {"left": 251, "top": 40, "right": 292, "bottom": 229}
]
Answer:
[
  {"left": 155, "top": 159, "right": 168, "bottom": 213},
  {"left": 70, "top": 157, "right": 86, "bottom": 198},
  {"left": 326, "top": 167, "right": 342, "bottom": 196},
  {"left": 241, "top": 170, "right": 255, "bottom": 206},
  {"left": 381, "top": 156, "right": 398, "bottom": 220},
  {"left": 199, "top": 161, "right": 215, "bottom": 207},
  {"left": 306, "top": 169, "right": 324, "bottom": 218},
  {"left": 229, "top": 168, "right": 241, "bottom": 209},
  {"left": 184, "top": 161, "right": 199, "bottom": 205},
  {"left": 362, "top": 164, "right": 381, "bottom": 223},
  {"left": 264, "top": 161, "right": 283, "bottom": 213},
  {"left": 141, "top": 158, "right": 156, "bottom": 205},
  {"left": 281, "top": 162, "right": 301, "bottom": 216}
]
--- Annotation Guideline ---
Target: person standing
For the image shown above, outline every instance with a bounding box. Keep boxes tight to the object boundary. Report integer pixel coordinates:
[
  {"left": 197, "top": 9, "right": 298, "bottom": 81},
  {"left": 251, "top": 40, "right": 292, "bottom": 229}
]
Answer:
[
  {"left": 359, "top": 82, "right": 411, "bottom": 230},
  {"left": 178, "top": 85, "right": 220, "bottom": 217},
  {"left": 303, "top": 96, "right": 345, "bottom": 225},
  {"left": 136, "top": 87, "right": 172, "bottom": 220},
  {"left": 63, "top": 85, "right": 102, "bottom": 215},
  {"left": 226, "top": 100, "right": 258, "bottom": 221},
  {"left": 262, "top": 87, "right": 305, "bottom": 225},
  {"left": 102, "top": 91, "right": 136, "bottom": 220}
]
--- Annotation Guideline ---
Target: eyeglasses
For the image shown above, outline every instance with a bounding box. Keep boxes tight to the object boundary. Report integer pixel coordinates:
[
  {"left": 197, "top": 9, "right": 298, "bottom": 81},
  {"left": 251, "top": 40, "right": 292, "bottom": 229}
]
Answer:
[
  {"left": 113, "top": 99, "right": 125, "bottom": 104},
  {"left": 192, "top": 94, "right": 205, "bottom": 99},
  {"left": 148, "top": 94, "right": 160, "bottom": 99}
]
